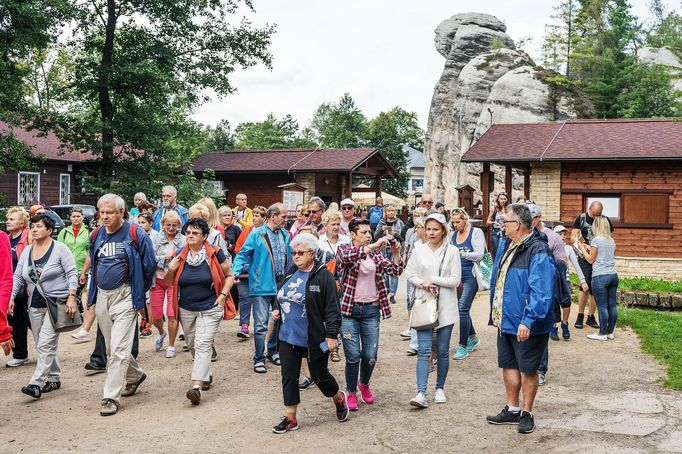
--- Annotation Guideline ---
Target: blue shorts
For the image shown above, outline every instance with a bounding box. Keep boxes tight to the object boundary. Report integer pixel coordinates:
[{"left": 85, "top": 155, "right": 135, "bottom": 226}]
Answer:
[{"left": 497, "top": 333, "right": 548, "bottom": 374}]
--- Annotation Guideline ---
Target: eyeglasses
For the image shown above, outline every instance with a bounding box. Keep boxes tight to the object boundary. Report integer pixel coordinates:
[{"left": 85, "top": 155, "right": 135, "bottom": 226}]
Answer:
[
  {"left": 302, "top": 212, "right": 310, "bottom": 216},
  {"left": 309, "top": 209, "right": 321, "bottom": 214},
  {"left": 341, "top": 206, "right": 354, "bottom": 211},
  {"left": 292, "top": 250, "right": 313, "bottom": 257},
  {"left": 502, "top": 220, "right": 519, "bottom": 225},
  {"left": 185, "top": 230, "right": 203, "bottom": 236},
  {"left": 422, "top": 201, "right": 433, "bottom": 205}
]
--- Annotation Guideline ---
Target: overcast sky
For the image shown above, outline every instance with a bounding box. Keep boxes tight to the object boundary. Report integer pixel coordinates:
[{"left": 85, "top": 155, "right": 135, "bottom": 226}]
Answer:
[{"left": 193, "top": 0, "right": 657, "bottom": 130}]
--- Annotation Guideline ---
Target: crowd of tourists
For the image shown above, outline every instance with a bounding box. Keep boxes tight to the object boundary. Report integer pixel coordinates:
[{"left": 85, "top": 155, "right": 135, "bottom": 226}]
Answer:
[{"left": 0, "top": 187, "right": 619, "bottom": 434}]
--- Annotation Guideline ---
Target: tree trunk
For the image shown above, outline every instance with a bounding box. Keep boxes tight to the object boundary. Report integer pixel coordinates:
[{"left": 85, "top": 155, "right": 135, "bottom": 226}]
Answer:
[{"left": 98, "top": 0, "right": 117, "bottom": 180}]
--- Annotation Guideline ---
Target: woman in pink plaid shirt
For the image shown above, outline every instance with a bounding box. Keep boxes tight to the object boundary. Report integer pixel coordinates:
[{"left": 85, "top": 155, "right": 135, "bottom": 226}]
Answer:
[{"left": 336, "top": 218, "right": 404, "bottom": 411}]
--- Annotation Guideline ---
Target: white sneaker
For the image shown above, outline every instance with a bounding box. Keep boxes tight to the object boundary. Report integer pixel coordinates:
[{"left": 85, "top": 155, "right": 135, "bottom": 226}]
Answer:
[
  {"left": 587, "top": 333, "right": 608, "bottom": 341},
  {"left": 435, "top": 388, "right": 446, "bottom": 404},
  {"left": 71, "top": 329, "right": 92, "bottom": 343},
  {"left": 155, "top": 332, "right": 167, "bottom": 351},
  {"left": 6, "top": 358, "right": 30, "bottom": 367},
  {"left": 165, "top": 346, "right": 176, "bottom": 358},
  {"left": 400, "top": 330, "right": 412, "bottom": 338},
  {"left": 410, "top": 392, "right": 428, "bottom": 408},
  {"left": 607, "top": 334, "right": 615, "bottom": 340}
]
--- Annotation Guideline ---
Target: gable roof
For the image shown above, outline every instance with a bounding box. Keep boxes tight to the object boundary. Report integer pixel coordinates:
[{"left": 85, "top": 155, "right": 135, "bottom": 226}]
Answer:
[
  {"left": 0, "top": 120, "right": 94, "bottom": 162},
  {"left": 462, "top": 118, "right": 682, "bottom": 163},
  {"left": 192, "top": 148, "right": 399, "bottom": 176},
  {"left": 403, "top": 144, "right": 425, "bottom": 169}
]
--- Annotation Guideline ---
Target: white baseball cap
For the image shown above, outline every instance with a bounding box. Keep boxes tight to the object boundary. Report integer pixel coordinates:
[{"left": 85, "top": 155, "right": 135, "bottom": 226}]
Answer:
[
  {"left": 340, "top": 198, "right": 355, "bottom": 207},
  {"left": 553, "top": 225, "right": 567, "bottom": 233}
]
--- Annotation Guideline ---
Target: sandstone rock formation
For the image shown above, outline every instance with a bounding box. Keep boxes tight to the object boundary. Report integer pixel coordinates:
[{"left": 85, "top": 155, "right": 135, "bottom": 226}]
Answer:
[
  {"left": 424, "top": 12, "right": 592, "bottom": 207},
  {"left": 639, "top": 46, "right": 682, "bottom": 93}
]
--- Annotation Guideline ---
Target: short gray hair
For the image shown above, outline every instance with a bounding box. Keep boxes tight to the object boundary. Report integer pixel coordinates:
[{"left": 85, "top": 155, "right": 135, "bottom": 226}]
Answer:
[
  {"left": 98, "top": 193, "right": 125, "bottom": 211},
  {"left": 266, "top": 202, "right": 286, "bottom": 219},
  {"left": 162, "top": 185, "right": 177, "bottom": 197},
  {"left": 309, "top": 196, "right": 326, "bottom": 211},
  {"left": 134, "top": 192, "right": 147, "bottom": 201},
  {"left": 290, "top": 233, "right": 319, "bottom": 253},
  {"left": 505, "top": 203, "right": 532, "bottom": 229}
]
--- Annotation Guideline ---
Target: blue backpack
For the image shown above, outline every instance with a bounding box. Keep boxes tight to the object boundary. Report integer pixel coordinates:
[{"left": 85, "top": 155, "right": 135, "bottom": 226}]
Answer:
[{"left": 369, "top": 206, "right": 383, "bottom": 228}]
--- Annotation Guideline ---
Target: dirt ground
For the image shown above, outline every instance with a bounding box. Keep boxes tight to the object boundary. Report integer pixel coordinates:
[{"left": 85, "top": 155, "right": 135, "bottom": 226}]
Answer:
[{"left": 1, "top": 279, "right": 681, "bottom": 453}]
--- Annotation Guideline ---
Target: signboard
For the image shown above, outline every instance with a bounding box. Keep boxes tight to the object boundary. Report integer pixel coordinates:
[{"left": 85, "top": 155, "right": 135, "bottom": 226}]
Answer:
[{"left": 283, "top": 189, "right": 304, "bottom": 214}]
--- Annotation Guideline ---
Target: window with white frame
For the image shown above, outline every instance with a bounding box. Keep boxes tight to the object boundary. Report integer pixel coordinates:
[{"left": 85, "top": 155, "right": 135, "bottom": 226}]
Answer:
[
  {"left": 60, "top": 173, "right": 71, "bottom": 204},
  {"left": 18, "top": 172, "right": 40, "bottom": 205}
]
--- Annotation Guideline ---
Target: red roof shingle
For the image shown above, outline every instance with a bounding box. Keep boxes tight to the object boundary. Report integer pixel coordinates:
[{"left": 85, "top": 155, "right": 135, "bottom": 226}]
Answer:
[
  {"left": 192, "top": 148, "right": 397, "bottom": 175},
  {"left": 462, "top": 119, "right": 682, "bottom": 162},
  {"left": 0, "top": 120, "right": 94, "bottom": 162}
]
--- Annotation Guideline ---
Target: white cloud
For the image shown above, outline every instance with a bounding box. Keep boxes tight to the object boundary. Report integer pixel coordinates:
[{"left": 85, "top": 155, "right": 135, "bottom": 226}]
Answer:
[{"left": 193, "top": 0, "right": 654, "bottom": 130}]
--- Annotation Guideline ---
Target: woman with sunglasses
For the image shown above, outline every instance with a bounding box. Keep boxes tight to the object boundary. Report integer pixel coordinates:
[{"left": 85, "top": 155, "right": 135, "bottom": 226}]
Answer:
[
  {"left": 450, "top": 208, "right": 485, "bottom": 360},
  {"left": 289, "top": 204, "right": 309, "bottom": 237},
  {"left": 10, "top": 214, "right": 78, "bottom": 399},
  {"left": 58, "top": 208, "right": 93, "bottom": 343},
  {"left": 166, "top": 217, "right": 234, "bottom": 405},
  {"left": 270, "top": 233, "right": 348, "bottom": 433},
  {"left": 150, "top": 211, "right": 185, "bottom": 358},
  {"left": 487, "top": 192, "right": 509, "bottom": 258}
]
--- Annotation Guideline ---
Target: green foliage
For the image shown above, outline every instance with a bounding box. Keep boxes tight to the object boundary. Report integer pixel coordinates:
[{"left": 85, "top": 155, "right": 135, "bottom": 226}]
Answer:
[
  {"left": 310, "top": 93, "right": 368, "bottom": 148},
  {"left": 0, "top": 132, "right": 36, "bottom": 177},
  {"left": 234, "top": 113, "right": 317, "bottom": 149},
  {"left": 366, "top": 107, "right": 424, "bottom": 197},
  {"left": 205, "top": 119, "right": 235, "bottom": 152},
  {"left": 616, "top": 63, "right": 681, "bottom": 117},
  {"left": 619, "top": 307, "right": 682, "bottom": 389},
  {"left": 646, "top": 1, "right": 682, "bottom": 54},
  {"left": 570, "top": 273, "right": 682, "bottom": 293},
  {"left": 542, "top": 0, "right": 580, "bottom": 76}
]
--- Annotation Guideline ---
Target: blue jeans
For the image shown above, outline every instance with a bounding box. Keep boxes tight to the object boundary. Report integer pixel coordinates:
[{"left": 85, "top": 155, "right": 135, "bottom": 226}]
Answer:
[
  {"left": 385, "top": 249, "right": 399, "bottom": 295},
  {"left": 458, "top": 272, "right": 478, "bottom": 348},
  {"left": 406, "top": 281, "right": 416, "bottom": 311},
  {"left": 592, "top": 273, "right": 619, "bottom": 335},
  {"left": 251, "top": 295, "right": 278, "bottom": 364},
  {"left": 341, "top": 303, "right": 380, "bottom": 393},
  {"left": 416, "top": 324, "right": 454, "bottom": 394},
  {"left": 491, "top": 232, "right": 504, "bottom": 259},
  {"left": 237, "top": 280, "right": 252, "bottom": 327}
]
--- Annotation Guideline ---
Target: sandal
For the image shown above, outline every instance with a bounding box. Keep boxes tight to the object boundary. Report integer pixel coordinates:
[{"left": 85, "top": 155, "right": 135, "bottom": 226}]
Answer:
[
  {"left": 330, "top": 351, "right": 341, "bottom": 362},
  {"left": 253, "top": 363, "right": 267, "bottom": 374}
]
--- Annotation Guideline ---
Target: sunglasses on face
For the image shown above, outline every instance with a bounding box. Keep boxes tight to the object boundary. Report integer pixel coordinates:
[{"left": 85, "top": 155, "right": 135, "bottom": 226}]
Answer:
[
  {"left": 309, "top": 209, "right": 321, "bottom": 214},
  {"left": 302, "top": 212, "right": 310, "bottom": 216},
  {"left": 292, "top": 250, "right": 313, "bottom": 257},
  {"left": 341, "top": 206, "right": 354, "bottom": 211}
]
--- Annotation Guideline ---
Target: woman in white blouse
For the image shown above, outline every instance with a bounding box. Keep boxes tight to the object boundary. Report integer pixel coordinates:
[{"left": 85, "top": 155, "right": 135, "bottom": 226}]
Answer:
[{"left": 405, "top": 213, "right": 461, "bottom": 408}]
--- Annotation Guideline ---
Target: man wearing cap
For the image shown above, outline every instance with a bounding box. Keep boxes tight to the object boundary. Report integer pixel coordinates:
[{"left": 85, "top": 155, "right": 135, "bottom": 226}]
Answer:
[
  {"left": 401, "top": 194, "right": 435, "bottom": 239},
  {"left": 528, "top": 204, "right": 568, "bottom": 387},
  {"left": 486, "top": 203, "right": 555, "bottom": 434},
  {"left": 339, "top": 199, "right": 355, "bottom": 235}
]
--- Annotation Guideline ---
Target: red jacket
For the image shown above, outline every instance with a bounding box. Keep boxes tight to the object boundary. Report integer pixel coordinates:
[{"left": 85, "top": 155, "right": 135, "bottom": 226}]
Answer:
[{"left": 0, "top": 231, "right": 13, "bottom": 341}]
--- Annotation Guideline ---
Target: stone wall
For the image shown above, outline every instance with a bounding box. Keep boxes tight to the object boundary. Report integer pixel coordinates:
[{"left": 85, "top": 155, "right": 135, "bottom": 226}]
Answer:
[
  {"left": 530, "top": 162, "right": 561, "bottom": 220},
  {"left": 295, "top": 173, "right": 316, "bottom": 203},
  {"left": 616, "top": 256, "right": 682, "bottom": 281}
]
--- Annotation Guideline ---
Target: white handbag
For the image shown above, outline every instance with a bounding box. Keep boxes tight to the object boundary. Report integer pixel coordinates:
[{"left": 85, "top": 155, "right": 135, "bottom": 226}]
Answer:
[{"left": 408, "top": 247, "right": 447, "bottom": 330}]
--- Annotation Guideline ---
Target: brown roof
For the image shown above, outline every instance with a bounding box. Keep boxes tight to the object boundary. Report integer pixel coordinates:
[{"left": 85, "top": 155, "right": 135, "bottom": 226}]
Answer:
[
  {"left": 462, "top": 119, "right": 682, "bottom": 163},
  {"left": 0, "top": 120, "right": 95, "bottom": 162},
  {"left": 192, "top": 148, "right": 398, "bottom": 176}
]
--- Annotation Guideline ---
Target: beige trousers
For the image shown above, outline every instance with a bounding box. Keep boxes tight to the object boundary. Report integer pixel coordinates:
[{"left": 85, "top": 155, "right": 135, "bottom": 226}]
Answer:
[
  {"left": 28, "top": 307, "right": 61, "bottom": 386},
  {"left": 179, "top": 305, "right": 223, "bottom": 382}
]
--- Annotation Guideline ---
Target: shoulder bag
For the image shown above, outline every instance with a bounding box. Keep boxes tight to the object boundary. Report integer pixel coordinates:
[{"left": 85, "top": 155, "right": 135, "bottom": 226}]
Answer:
[
  {"left": 473, "top": 232, "right": 493, "bottom": 291},
  {"left": 409, "top": 246, "right": 447, "bottom": 330},
  {"left": 30, "top": 250, "right": 83, "bottom": 333}
]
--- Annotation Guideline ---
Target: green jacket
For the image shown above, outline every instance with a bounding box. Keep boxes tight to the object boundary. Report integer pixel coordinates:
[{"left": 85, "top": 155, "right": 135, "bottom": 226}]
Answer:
[{"left": 57, "top": 225, "right": 90, "bottom": 274}]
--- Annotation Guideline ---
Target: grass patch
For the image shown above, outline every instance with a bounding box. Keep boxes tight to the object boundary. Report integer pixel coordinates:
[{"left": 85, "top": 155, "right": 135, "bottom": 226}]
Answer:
[
  {"left": 618, "top": 307, "right": 682, "bottom": 390},
  {"left": 569, "top": 274, "right": 682, "bottom": 293}
]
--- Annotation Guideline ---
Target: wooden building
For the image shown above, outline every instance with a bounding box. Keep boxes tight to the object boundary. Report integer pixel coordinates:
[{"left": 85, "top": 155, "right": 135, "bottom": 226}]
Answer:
[
  {"left": 462, "top": 118, "right": 682, "bottom": 280},
  {"left": 191, "top": 148, "right": 399, "bottom": 214},
  {"left": 0, "top": 121, "right": 94, "bottom": 206}
]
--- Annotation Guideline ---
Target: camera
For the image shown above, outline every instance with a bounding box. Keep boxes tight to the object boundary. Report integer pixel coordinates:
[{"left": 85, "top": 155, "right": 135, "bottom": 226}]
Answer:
[{"left": 387, "top": 236, "right": 397, "bottom": 246}]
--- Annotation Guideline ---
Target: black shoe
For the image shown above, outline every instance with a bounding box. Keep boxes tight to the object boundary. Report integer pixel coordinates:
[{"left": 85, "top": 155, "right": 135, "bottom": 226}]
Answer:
[
  {"left": 586, "top": 315, "right": 599, "bottom": 329},
  {"left": 84, "top": 362, "right": 106, "bottom": 374},
  {"left": 121, "top": 373, "right": 147, "bottom": 397},
  {"left": 21, "top": 384, "right": 42, "bottom": 399},
  {"left": 486, "top": 405, "right": 521, "bottom": 425},
  {"left": 389, "top": 295, "right": 396, "bottom": 304},
  {"left": 41, "top": 381, "right": 61, "bottom": 393},
  {"left": 178, "top": 334, "right": 185, "bottom": 341},
  {"left": 272, "top": 416, "right": 298, "bottom": 434},
  {"left": 335, "top": 391, "right": 349, "bottom": 422},
  {"left": 211, "top": 346, "right": 218, "bottom": 362},
  {"left": 574, "top": 313, "right": 584, "bottom": 329},
  {"left": 517, "top": 411, "right": 535, "bottom": 433}
]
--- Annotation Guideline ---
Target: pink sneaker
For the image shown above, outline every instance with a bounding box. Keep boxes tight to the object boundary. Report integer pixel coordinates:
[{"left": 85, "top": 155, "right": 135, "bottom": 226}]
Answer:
[
  {"left": 357, "top": 381, "right": 374, "bottom": 405},
  {"left": 347, "top": 392, "right": 359, "bottom": 411}
]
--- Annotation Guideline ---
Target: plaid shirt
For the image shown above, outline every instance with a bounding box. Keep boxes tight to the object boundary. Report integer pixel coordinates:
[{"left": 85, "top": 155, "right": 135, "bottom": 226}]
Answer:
[{"left": 336, "top": 243, "right": 405, "bottom": 319}]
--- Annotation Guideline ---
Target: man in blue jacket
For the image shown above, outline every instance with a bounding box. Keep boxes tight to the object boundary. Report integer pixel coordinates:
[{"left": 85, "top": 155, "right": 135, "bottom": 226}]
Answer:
[
  {"left": 152, "top": 185, "right": 189, "bottom": 231},
  {"left": 88, "top": 194, "right": 156, "bottom": 416},
  {"left": 486, "top": 203, "right": 555, "bottom": 434},
  {"left": 232, "top": 203, "right": 291, "bottom": 374}
]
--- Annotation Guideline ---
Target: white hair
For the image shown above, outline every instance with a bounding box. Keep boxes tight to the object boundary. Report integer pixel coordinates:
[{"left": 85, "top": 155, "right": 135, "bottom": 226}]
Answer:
[
  {"left": 134, "top": 192, "right": 147, "bottom": 201},
  {"left": 98, "top": 193, "right": 125, "bottom": 210},
  {"left": 162, "top": 185, "right": 177, "bottom": 197},
  {"left": 290, "top": 233, "right": 319, "bottom": 253}
]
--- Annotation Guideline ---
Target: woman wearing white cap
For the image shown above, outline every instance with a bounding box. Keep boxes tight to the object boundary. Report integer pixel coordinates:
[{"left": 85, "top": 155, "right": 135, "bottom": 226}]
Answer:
[{"left": 405, "top": 213, "right": 461, "bottom": 408}]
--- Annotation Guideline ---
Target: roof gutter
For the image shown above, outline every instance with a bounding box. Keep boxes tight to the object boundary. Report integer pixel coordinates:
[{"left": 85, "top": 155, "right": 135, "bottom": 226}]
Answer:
[{"left": 539, "top": 121, "right": 566, "bottom": 164}]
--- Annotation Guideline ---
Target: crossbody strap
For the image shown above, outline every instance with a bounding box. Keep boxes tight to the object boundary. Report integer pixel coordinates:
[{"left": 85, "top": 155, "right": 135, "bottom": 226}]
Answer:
[{"left": 29, "top": 246, "right": 54, "bottom": 305}]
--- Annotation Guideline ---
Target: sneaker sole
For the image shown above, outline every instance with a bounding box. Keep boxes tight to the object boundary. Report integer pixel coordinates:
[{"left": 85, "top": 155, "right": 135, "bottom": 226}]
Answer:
[
  {"left": 72, "top": 338, "right": 92, "bottom": 344},
  {"left": 337, "top": 391, "right": 349, "bottom": 422},
  {"left": 453, "top": 354, "right": 469, "bottom": 361},
  {"left": 486, "top": 419, "right": 520, "bottom": 425},
  {"left": 409, "top": 399, "right": 428, "bottom": 408},
  {"left": 237, "top": 332, "right": 249, "bottom": 339},
  {"left": 186, "top": 389, "right": 201, "bottom": 405},
  {"left": 6, "top": 360, "right": 30, "bottom": 368},
  {"left": 518, "top": 426, "right": 535, "bottom": 434},
  {"left": 272, "top": 425, "right": 299, "bottom": 434}
]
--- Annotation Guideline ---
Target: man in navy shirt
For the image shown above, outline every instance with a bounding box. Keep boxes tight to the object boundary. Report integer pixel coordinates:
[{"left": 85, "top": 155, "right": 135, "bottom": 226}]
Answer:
[{"left": 88, "top": 194, "right": 156, "bottom": 416}]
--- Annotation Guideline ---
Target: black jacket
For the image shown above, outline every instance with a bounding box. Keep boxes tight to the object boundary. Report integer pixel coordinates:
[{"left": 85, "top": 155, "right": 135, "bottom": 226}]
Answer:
[{"left": 275, "top": 260, "right": 342, "bottom": 360}]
